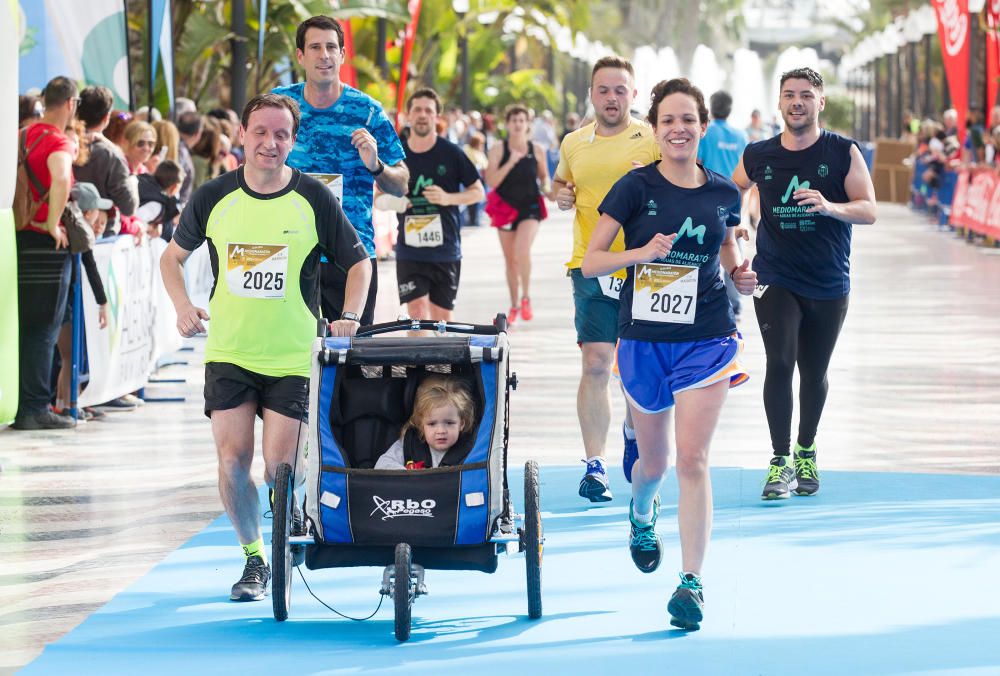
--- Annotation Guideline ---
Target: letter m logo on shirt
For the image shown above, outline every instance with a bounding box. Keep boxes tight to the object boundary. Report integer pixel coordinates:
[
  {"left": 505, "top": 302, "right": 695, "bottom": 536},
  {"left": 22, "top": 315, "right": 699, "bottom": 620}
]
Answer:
[
  {"left": 781, "top": 175, "right": 810, "bottom": 204},
  {"left": 676, "top": 217, "right": 706, "bottom": 245},
  {"left": 413, "top": 174, "right": 434, "bottom": 197}
]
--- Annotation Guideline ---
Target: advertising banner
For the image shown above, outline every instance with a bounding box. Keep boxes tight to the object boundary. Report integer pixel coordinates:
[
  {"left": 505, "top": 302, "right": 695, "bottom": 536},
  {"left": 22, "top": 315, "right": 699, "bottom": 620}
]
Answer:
[
  {"left": 934, "top": 0, "right": 970, "bottom": 145},
  {"left": 17, "top": 0, "right": 131, "bottom": 109},
  {"left": 77, "top": 236, "right": 180, "bottom": 407}
]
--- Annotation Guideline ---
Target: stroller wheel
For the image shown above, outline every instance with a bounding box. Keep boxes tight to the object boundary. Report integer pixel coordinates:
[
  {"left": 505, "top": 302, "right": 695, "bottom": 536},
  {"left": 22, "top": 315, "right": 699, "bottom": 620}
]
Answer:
[
  {"left": 523, "top": 460, "right": 543, "bottom": 619},
  {"left": 271, "top": 462, "right": 294, "bottom": 622},
  {"left": 394, "top": 542, "right": 413, "bottom": 641}
]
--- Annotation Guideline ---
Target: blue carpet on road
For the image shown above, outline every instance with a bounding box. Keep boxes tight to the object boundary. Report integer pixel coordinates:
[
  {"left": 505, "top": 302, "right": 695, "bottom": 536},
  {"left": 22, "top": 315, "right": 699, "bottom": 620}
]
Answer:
[{"left": 21, "top": 467, "right": 1000, "bottom": 675}]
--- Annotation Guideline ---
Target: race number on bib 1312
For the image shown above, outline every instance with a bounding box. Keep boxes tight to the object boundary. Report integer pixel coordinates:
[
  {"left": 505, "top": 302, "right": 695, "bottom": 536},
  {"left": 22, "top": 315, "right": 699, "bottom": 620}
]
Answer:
[
  {"left": 226, "top": 243, "right": 289, "bottom": 299},
  {"left": 632, "top": 263, "right": 698, "bottom": 324},
  {"left": 403, "top": 215, "right": 444, "bottom": 248}
]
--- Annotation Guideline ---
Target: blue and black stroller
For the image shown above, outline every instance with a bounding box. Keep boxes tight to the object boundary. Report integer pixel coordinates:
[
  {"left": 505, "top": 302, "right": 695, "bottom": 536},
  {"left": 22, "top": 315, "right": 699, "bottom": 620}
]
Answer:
[{"left": 269, "top": 316, "right": 543, "bottom": 641}]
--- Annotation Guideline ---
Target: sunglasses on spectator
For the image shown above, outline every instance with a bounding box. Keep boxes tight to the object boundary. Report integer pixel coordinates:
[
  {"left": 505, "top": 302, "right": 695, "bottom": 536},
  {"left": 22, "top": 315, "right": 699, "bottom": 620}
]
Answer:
[{"left": 135, "top": 140, "right": 156, "bottom": 148}]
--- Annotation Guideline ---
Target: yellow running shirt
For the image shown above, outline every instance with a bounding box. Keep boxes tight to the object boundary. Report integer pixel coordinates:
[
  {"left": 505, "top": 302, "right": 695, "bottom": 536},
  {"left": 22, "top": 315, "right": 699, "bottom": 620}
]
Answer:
[
  {"left": 555, "top": 119, "right": 660, "bottom": 271},
  {"left": 173, "top": 168, "right": 367, "bottom": 377}
]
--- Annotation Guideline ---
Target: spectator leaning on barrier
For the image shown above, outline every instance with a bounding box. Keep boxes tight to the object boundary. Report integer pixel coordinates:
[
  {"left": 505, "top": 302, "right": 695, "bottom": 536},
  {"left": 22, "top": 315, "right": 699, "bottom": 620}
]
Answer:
[
  {"left": 74, "top": 86, "right": 138, "bottom": 226},
  {"left": 10, "top": 76, "right": 79, "bottom": 431}
]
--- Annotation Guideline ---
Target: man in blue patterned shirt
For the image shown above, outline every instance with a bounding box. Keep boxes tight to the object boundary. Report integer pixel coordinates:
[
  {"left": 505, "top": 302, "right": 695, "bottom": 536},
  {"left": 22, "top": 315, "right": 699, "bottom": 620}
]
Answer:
[{"left": 274, "top": 15, "right": 409, "bottom": 325}]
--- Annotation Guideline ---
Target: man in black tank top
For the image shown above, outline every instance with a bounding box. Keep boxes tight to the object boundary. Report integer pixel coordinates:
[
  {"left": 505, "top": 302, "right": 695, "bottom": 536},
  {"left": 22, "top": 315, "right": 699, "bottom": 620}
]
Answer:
[{"left": 731, "top": 67, "right": 877, "bottom": 500}]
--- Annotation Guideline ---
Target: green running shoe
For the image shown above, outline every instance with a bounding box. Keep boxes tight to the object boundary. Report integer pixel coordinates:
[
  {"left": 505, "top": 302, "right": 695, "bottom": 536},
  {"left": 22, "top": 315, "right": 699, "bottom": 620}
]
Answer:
[
  {"left": 761, "top": 455, "right": 797, "bottom": 500},
  {"left": 793, "top": 447, "right": 820, "bottom": 496},
  {"left": 668, "top": 572, "right": 704, "bottom": 630},
  {"left": 628, "top": 496, "right": 662, "bottom": 573}
]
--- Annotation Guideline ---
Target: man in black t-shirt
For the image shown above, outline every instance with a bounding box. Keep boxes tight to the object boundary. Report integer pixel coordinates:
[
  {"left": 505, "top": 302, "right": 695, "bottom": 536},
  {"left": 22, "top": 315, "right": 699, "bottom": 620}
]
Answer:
[{"left": 394, "top": 88, "right": 484, "bottom": 321}]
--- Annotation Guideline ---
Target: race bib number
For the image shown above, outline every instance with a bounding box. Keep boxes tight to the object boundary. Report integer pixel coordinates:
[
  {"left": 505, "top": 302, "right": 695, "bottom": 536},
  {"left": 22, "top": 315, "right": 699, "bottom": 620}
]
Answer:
[
  {"left": 632, "top": 263, "right": 698, "bottom": 324},
  {"left": 753, "top": 284, "right": 769, "bottom": 299},
  {"left": 598, "top": 274, "right": 625, "bottom": 300},
  {"left": 403, "top": 215, "right": 444, "bottom": 248},
  {"left": 308, "top": 173, "right": 343, "bottom": 203},
  {"left": 226, "top": 243, "right": 288, "bottom": 299}
]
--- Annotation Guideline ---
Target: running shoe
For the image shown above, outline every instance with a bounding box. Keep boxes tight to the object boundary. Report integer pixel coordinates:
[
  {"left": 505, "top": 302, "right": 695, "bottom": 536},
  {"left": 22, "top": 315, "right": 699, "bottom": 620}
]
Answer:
[
  {"left": 230, "top": 555, "right": 270, "bottom": 601},
  {"left": 520, "top": 297, "right": 534, "bottom": 321},
  {"left": 623, "top": 425, "right": 639, "bottom": 484},
  {"left": 668, "top": 572, "right": 705, "bottom": 630},
  {"left": 793, "top": 447, "right": 820, "bottom": 496},
  {"left": 506, "top": 306, "right": 519, "bottom": 326},
  {"left": 578, "top": 458, "right": 613, "bottom": 502},
  {"left": 628, "top": 496, "right": 662, "bottom": 573},
  {"left": 761, "top": 455, "right": 797, "bottom": 500},
  {"left": 93, "top": 397, "right": 137, "bottom": 412}
]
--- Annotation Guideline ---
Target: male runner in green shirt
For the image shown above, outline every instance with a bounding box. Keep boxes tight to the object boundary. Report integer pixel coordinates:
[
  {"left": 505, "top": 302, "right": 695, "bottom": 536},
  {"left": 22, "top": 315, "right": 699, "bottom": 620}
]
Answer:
[{"left": 160, "top": 94, "right": 370, "bottom": 601}]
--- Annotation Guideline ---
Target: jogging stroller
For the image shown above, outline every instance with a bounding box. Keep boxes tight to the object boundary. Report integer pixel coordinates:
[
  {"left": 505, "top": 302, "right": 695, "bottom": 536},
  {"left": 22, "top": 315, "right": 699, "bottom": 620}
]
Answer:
[{"left": 269, "top": 316, "right": 543, "bottom": 641}]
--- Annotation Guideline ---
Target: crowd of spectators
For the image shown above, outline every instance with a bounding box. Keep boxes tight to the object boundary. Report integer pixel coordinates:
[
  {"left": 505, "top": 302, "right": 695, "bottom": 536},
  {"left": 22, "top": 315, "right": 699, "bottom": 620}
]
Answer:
[
  {"left": 12, "top": 77, "right": 247, "bottom": 429},
  {"left": 12, "top": 74, "right": 586, "bottom": 430}
]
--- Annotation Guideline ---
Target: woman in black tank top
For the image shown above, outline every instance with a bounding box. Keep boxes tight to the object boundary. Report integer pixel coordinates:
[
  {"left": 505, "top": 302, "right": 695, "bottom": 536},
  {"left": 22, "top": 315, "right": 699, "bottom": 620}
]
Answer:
[{"left": 484, "top": 105, "right": 552, "bottom": 324}]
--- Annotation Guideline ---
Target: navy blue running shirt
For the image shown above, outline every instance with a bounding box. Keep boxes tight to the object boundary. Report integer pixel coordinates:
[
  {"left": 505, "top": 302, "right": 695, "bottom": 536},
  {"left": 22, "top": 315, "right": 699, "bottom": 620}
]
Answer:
[
  {"left": 599, "top": 163, "right": 741, "bottom": 342},
  {"left": 396, "top": 136, "right": 481, "bottom": 263},
  {"left": 743, "top": 130, "right": 858, "bottom": 299}
]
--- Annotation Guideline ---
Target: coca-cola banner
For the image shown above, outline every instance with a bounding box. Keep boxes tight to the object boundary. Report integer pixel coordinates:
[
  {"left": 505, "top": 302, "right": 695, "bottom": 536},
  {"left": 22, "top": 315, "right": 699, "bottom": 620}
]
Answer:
[
  {"left": 989, "top": 2, "right": 1000, "bottom": 126},
  {"left": 935, "top": 0, "right": 970, "bottom": 145},
  {"left": 950, "top": 169, "right": 1000, "bottom": 239}
]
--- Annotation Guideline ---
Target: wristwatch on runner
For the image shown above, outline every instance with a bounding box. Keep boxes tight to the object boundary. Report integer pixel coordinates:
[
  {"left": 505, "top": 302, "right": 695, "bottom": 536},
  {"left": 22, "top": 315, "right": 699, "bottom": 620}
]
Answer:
[{"left": 339, "top": 311, "right": 361, "bottom": 323}]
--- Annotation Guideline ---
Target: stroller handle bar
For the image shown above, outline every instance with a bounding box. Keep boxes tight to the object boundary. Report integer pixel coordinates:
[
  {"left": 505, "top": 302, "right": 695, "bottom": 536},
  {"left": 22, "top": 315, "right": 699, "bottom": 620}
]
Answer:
[{"left": 352, "top": 317, "right": 506, "bottom": 338}]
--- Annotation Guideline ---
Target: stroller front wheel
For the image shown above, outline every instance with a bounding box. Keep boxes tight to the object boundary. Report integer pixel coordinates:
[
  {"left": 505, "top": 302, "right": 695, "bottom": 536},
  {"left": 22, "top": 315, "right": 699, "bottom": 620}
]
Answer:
[
  {"left": 394, "top": 542, "right": 413, "bottom": 641},
  {"left": 271, "top": 462, "right": 294, "bottom": 622},
  {"left": 523, "top": 460, "right": 543, "bottom": 619}
]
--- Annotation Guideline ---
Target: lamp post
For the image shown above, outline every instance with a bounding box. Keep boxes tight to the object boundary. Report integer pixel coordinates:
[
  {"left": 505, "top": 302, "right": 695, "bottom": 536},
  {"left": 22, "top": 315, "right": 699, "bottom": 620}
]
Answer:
[{"left": 452, "top": 0, "right": 470, "bottom": 112}]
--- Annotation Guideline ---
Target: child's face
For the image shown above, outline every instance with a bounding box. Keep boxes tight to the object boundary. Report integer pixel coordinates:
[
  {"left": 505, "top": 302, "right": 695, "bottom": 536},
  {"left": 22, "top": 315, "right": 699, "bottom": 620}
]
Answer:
[{"left": 422, "top": 403, "right": 461, "bottom": 453}]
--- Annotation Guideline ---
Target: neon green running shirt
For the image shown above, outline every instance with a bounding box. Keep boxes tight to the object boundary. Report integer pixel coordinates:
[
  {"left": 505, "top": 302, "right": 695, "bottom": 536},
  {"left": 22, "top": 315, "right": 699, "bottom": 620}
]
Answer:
[{"left": 173, "top": 167, "right": 367, "bottom": 376}]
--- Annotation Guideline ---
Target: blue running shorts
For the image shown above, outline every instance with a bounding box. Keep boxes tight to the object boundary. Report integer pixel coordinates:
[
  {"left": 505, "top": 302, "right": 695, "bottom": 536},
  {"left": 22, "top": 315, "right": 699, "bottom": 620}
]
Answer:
[{"left": 614, "top": 334, "right": 749, "bottom": 413}]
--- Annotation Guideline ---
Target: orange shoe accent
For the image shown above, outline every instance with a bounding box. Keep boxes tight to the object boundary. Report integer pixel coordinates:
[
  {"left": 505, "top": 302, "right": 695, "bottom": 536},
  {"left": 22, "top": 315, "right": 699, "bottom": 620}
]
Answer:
[
  {"left": 520, "top": 297, "right": 533, "bottom": 321},
  {"left": 507, "top": 306, "right": 519, "bottom": 325}
]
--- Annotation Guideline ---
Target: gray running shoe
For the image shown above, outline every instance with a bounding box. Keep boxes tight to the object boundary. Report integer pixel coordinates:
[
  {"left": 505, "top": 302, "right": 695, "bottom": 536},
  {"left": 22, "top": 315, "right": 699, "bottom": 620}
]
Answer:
[
  {"left": 761, "top": 455, "right": 797, "bottom": 500},
  {"left": 793, "top": 448, "right": 820, "bottom": 496},
  {"left": 230, "top": 555, "right": 270, "bottom": 601},
  {"left": 668, "top": 572, "right": 704, "bottom": 630}
]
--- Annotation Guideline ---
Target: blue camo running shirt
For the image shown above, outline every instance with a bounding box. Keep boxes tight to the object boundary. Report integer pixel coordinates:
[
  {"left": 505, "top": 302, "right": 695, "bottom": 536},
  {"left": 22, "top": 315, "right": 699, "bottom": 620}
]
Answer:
[{"left": 273, "top": 82, "right": 406, "bottom": 257}]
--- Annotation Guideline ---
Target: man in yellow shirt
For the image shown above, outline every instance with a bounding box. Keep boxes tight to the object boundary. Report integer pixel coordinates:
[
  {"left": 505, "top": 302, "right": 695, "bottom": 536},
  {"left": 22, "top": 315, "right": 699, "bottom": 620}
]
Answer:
[{"left": 552, "top": 56, "right": 659, "bottom": 502}]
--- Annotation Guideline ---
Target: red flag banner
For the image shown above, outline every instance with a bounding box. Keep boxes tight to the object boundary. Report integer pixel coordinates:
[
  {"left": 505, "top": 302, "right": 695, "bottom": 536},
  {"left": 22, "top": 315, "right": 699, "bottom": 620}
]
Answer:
[
  {"left": 989, "top": 1, "right": 1000, "bottom": 126},
  {"left": 396, "top": 0, "right": 423, "bottom": 129},
  {"left": 935, "top": 0, "right": 970, "bottom": 145},
  {"left": 341, "top": 18, "right": 358, "bottom": 88}
]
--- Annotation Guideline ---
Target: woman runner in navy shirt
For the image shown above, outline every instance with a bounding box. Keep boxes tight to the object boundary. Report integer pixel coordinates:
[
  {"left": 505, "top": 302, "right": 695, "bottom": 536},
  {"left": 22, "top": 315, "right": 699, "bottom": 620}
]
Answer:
[{"left": 582, "top": 78, "right": 757, "bottom": 631}]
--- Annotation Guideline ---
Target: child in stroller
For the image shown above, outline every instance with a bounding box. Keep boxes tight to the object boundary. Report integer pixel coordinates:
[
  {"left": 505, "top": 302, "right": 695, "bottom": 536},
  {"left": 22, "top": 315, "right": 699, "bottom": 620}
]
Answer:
[{"left": 375, "top": 375, "right": 476, "bottom": 470}]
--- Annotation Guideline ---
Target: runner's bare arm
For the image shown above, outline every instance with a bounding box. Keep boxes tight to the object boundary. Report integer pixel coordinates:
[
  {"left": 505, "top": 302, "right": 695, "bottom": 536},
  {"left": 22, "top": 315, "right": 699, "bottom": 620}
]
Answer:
[
  {"left": 582, "top": 213, "right": 677, "bottom": 278},
  {"left": 375, "top": 160, "right": 410, "bottom": 197},
  {"left": 329, "top": 257, "right": 371, "bottom": 337},
  {"left": 551, "top": 176, "right": 576, "bottom": 210},
  {"left": 719, "top": 227, "right": 756, "bottom": 295},
  {"left": 160, "top": 239, "right": 209, "bottom": 337},
  {"left": 731, "top": 155, "right": 755, "bottom": 239},
  {"left": 794, "top": 145, "right": 876, "bottom": 224},
  {"left": 422, "top": 179, "right": 484, "bottom": 206}
]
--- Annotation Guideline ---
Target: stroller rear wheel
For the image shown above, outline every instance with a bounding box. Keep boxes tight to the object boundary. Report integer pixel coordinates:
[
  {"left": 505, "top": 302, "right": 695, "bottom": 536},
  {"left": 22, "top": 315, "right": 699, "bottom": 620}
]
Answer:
[
  {"left": 394, "top": 542, "right": 413, "bottom": 641},
  {"left": 523, "top": 460, "right": 543, "bottom": 619},
  {"left": 271, "top": 462, "right": 294, "bottom": 622}
]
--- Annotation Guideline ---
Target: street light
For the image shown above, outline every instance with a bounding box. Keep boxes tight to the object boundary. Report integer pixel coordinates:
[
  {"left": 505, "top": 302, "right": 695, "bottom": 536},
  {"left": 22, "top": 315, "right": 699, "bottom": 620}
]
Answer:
[{"left": 452, "top": 0, "right": 470, "bottom": 113}]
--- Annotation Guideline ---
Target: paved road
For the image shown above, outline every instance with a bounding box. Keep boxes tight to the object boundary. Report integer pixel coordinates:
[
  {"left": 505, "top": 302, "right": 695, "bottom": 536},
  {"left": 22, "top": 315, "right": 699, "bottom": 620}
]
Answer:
[{"left": 2, "top": 201, "right": 999, "bottom": 671}]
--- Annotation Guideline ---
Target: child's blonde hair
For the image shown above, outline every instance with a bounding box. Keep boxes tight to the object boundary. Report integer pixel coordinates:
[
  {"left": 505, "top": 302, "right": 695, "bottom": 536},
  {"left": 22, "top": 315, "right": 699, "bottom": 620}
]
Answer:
[{"left": 402, "top": 375, "right": 476, "bottom": 441}]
